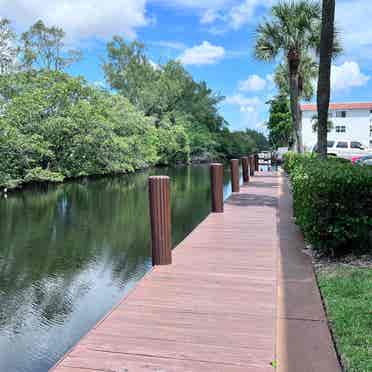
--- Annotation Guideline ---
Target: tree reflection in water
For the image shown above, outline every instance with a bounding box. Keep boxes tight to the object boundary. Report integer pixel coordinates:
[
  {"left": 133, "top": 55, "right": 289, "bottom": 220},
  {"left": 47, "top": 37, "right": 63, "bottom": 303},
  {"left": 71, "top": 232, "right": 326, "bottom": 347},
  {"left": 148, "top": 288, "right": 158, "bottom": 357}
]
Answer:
[{"left": 0, "top": 164, "right": 232, "bottom": 372}]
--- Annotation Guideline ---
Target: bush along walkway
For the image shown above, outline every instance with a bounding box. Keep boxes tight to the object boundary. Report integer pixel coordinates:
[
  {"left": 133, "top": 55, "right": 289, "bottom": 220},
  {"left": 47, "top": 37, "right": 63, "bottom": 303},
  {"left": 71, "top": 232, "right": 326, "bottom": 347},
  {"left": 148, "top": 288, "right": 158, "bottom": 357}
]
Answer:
[
  {"left": 283, "top": 152, "right": 372, "bottom": 371},
  {"left": 276, "top": 174, "right": 341, "bottom": 372}
]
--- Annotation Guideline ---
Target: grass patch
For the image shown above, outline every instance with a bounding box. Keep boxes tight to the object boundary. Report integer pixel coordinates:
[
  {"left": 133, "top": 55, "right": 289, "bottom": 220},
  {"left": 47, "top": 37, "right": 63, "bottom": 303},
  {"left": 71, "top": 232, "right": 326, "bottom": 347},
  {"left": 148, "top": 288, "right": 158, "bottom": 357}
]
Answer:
[{"left": 317, "top": 267, "right": 372, "bottom": 371}]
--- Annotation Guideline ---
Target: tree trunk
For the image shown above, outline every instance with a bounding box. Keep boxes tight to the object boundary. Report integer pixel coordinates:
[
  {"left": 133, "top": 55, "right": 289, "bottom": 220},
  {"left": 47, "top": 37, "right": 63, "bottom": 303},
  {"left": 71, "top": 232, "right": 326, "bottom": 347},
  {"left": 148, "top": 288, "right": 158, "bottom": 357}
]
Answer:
[
  {"left": 288, "top": 53, "right": 303, "bottom": 153},
  {"left": 317, "top": 0, "right": 335, "bottom": 159}
]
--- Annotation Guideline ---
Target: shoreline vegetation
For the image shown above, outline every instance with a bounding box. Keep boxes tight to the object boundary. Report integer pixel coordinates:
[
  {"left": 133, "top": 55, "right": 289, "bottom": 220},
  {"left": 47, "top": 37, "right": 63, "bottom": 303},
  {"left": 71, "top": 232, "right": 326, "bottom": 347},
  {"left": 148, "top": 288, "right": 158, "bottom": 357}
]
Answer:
[
  {"left": 2, "top": 162, "right": 220, "bottom": 195},
  {"left": 0, "top": 20, "right": 268, "bottom": 191}
]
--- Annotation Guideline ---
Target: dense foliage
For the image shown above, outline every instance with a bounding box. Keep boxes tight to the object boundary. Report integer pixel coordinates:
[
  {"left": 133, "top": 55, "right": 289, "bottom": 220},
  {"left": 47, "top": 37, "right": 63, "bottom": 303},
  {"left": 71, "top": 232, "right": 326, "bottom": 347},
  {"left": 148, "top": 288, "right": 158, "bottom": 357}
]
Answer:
[
  {"left": 284, "top": 152, "right": 372, "bottom": 256},
  {"left": 215, "top": 128, "right": 269, "bottom": 159},
  {"left": 266, "top": 95, "right": 292, "bottom": 148},
  {"left": 103, "top": 38, "right": 235, "bottom": 160},
  {"left": 0, "top": 71, "right": 164, "bottom": 187},
  {"left": 20, "top": 20, "right": 82, "bottom": 71},
  {"left": 0, "top": 20, "right": 269, "bottom": 188}
]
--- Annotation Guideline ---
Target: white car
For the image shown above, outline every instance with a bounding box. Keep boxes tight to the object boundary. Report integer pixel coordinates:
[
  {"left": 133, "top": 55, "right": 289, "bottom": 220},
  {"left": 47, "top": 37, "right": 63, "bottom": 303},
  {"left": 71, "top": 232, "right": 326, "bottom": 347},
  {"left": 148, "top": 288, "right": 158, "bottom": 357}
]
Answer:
[{"left": 314, "top": 140, "right": 371, "bottom": 160}]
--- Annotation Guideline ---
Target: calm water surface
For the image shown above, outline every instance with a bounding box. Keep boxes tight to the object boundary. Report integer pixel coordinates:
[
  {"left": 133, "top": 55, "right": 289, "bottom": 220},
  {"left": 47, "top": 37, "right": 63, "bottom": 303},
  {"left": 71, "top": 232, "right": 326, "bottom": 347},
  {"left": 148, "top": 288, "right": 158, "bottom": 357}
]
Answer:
[{"left": 0, "top": 165, "right": 233, "bottom": 372}]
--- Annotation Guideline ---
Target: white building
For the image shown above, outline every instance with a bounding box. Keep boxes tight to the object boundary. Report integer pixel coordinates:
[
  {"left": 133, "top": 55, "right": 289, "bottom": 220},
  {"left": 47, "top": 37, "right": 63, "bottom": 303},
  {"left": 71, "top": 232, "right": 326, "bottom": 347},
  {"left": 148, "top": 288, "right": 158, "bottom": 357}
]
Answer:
[{"left": 301, "top": 102, "right": 372, "bottom": 150}]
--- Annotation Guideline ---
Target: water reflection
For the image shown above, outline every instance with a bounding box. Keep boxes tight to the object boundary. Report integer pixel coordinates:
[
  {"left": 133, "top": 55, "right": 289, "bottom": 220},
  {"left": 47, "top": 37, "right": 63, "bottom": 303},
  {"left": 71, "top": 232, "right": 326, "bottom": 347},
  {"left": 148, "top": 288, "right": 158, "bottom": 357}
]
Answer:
[{"left": 0, "top": 165, "right": 232, "bottom": 372}]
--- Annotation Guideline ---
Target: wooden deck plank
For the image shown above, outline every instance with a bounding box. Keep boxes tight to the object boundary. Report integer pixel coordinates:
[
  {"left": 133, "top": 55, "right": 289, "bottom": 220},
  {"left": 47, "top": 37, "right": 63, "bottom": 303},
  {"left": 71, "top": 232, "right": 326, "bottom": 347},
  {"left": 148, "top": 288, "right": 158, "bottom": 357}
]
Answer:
[
  {"left": 60, "top": 349, "right": 274, "bottom": 372},
  {"left": 52, "top": 173, "right": 280, "bottom": 372}
]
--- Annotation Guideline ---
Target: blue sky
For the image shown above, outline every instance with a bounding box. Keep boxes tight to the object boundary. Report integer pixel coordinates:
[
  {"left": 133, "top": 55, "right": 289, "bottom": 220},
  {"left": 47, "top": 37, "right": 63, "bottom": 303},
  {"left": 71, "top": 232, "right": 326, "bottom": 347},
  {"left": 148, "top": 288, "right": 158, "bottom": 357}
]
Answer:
[{"left": 2, "top": 0, "right": 372, "bottom": 132}]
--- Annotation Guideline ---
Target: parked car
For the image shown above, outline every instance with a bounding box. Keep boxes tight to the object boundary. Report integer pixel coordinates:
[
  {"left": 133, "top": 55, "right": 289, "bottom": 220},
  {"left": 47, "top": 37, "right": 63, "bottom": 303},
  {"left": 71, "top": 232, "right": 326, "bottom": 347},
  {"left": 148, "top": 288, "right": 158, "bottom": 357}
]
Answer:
[
  {"left": 351, "top": 155, "right": 363, "bottom": 164},
  {"left": 355, "top": 154, "right": 372, "bottom": 166},
  {"left": 314, "top": 140, "right": 371, "bottom": 160}
]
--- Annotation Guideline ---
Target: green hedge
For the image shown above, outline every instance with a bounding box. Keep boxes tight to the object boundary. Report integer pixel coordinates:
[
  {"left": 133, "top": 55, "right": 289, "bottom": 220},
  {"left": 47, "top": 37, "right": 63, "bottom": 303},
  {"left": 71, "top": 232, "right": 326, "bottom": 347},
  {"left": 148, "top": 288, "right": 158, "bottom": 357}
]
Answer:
[{"left": 284, "top": 152, "right": 372, "bottom": 256}]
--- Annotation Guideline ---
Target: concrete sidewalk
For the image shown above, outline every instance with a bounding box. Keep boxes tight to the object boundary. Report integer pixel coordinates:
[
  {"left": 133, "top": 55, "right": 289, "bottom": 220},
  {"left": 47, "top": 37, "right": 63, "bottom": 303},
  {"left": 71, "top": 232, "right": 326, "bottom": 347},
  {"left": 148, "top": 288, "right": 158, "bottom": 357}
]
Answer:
[{"left": 276, "top": 175, "right": 341, "bottom": 372}]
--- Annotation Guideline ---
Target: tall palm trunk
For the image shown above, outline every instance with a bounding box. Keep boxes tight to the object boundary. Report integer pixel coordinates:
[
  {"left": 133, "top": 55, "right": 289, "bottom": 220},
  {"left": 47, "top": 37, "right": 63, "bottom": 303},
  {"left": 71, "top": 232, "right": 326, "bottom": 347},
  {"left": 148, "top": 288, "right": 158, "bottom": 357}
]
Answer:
[
  {"left": 288, "top": 52, "right": 303, "bottom": 153},
  {"left": 317, "top": 0, "right": 335, "bottom": 159}
]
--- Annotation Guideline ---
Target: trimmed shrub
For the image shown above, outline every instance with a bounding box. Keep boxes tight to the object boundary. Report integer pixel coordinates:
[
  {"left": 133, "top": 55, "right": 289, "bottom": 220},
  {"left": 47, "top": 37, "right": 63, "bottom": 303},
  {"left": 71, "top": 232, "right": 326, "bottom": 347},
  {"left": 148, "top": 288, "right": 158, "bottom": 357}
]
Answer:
[{"left": 284, "top": 153, "right": 372, "bottom": 256}]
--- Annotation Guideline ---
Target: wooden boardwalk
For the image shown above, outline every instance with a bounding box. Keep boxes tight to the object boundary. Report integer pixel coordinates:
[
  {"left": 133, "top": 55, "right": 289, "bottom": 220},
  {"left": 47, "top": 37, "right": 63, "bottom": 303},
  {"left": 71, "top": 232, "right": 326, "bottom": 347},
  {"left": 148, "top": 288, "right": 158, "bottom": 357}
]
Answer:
[
  {"left": 51, "top": 171, "right": 341, "bottom": 372},
  {"left": 52, "top": 172, "right": 280, "bottom": 372}
]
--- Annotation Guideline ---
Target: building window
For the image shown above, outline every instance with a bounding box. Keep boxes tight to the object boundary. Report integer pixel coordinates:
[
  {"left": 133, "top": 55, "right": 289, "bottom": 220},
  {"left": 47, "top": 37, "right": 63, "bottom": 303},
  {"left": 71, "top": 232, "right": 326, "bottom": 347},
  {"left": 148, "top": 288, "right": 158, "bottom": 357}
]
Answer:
[
  {"left": 328, "top": 112, "right": 333, "bottom": 118},
  {"left": 312, "top": 125, "right": 332, "bottom": 133},
  {"left": 370, "top": 125, "right": 372, "bottom": 137},
  {"left": 336, "top": 110, "right": 347, "bottom": 118},
  {"left": 335, "top": 125, "right": 346, "bottom": 133}
]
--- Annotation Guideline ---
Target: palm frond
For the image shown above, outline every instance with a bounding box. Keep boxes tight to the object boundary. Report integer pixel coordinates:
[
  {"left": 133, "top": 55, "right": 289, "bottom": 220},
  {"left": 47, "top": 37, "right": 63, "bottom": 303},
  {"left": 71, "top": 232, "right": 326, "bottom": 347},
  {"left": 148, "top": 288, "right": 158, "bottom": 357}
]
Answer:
[
  {"left": 254, "top": 21, "right": 281, "bottom": 61},
  {"left": 257, "top": 0, "right": 323, "bottom": 58},
  {"left": 274, "top": 52, "right": 318, "bottom": 101}
]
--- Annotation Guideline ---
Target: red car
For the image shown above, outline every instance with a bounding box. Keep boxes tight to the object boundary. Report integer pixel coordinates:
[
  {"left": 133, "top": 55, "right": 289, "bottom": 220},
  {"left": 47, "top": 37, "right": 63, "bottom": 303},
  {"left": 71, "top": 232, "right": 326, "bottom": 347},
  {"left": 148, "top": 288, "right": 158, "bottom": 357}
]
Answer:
[{"left": 351, "top": 155, "right": 362, "bottom": 164}]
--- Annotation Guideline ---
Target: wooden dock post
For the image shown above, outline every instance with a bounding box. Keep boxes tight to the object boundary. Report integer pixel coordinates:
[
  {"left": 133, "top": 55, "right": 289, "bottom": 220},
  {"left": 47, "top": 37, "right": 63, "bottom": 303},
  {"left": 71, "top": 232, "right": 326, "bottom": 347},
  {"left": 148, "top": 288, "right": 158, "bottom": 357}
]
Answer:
[
  {"left": 148, "top": 176, "right": 172, "bottom": 266},
  {"left": 230, "top": 159, "right": 240, "bottom": 193},
  {"left": 241, "top": 157, "right": 249, "bottom": 184},
  {"left": 249, "top": 155, "right": 255, "bottom": 177},
  {"left": 210, "top": 163, "right": 224, "bottom": 213},
  {"left": 254, "top": 154, "right": 259, "bottom": 172}
]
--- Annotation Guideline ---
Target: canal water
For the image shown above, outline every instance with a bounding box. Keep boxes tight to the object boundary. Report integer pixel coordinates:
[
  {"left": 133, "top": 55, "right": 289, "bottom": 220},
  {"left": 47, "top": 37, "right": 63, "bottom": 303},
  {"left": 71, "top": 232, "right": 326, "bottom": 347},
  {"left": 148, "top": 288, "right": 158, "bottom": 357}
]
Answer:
[{"left": 0, "top": 165, "right": 234, "bottom": 372}]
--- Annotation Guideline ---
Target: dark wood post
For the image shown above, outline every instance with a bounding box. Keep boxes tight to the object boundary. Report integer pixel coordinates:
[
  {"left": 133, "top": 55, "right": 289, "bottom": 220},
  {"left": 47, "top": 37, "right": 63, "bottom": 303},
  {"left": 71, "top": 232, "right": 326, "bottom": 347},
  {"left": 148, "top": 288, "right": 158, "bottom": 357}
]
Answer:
[
  {"left": 241, "top": 157, "right": 249, "bottom": 184},
  {"left": 148, "top": 176, "right": 172, "bottom": 266},
  {"left": 254, "top": 154, "right": 259, "bottom": 171},
  {"left": 249, "top": 155, "right": 255, "bottom": 176},
  {"left": 210, "top": 163, "right": 224, "bottom": 213},
  {"left": 230, "top": 159, "right": 240, "bottom": 193}
]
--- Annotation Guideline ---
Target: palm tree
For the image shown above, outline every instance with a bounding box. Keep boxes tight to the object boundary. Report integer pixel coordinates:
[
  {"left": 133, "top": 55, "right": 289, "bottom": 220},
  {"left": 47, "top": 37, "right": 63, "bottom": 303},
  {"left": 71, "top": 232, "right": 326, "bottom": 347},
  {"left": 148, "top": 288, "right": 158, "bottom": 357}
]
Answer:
[
  {"left": 317, "top": 0, "right": 336, "bottom": 159},
  {"left": 255, "top": 0, "right": 322, "bottom": 153},
  {"left": 274, "top": 53, "right": 318, "bottom": 101}
]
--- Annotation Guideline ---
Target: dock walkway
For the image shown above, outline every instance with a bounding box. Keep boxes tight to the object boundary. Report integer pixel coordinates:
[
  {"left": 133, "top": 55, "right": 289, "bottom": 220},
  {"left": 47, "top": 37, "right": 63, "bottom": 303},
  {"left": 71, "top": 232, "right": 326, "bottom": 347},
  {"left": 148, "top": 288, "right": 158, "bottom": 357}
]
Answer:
[{"left": 52, "top": 172, "right": 340, "bottom": 372}]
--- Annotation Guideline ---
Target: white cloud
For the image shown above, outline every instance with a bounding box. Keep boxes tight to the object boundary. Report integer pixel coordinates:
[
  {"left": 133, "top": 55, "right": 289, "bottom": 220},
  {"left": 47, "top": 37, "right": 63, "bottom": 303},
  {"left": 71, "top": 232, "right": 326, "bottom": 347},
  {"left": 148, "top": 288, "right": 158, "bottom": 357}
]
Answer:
[
  {"left": 0, "top": 0, "right": 274, "bottom": 45},
  {"left": 178, "top": 41, "right": 225, "bottom": 65},
  {"left": 228, "top": 0, "right": 276, "bottom": 29},
  {"left": 92, "top": 80, "right": 106, "bottom": 88},
  {"left": 225, "top": 94, "right": 261, "bottom": 112},
  {"left": 200, "top": 0, "right": 274, "bottom": 32},
  {"left": 149, "top": 60, "right": 160, "bottom": 70},
  {"left": 224, "top": 94, "right": 265, "bottom": 131},
  {"left": 153, "top": 0, "right": 234, "bottom": 10},
  {"left": 239, "top": 74, "right": 267, "bottom": 92},
  {"left": 229, "top": 0, "right": 259, "bottom": 29},
  {"left": 331, "top": 61, "right": 370, "bottom": 91},
  {"left": 151, "top": 40, "right": 186, "bottom": 50},
  {"left": 200, "top": 9, "right": 220, "bottom": 24},
  {"left": 154, "top": 0, "right": 272, "bottom": 31},
  {"left": 238, "top": 73, "right": 276, "bottom": 93},
  {"left": 265, "top": 73, "right": 274, "bottom": 86},
  {"left": 336, "top": 0, "right": 372, "bottom": 60},
  {"left": 0, "top": 0, "right": 148, "bottom": 42}
]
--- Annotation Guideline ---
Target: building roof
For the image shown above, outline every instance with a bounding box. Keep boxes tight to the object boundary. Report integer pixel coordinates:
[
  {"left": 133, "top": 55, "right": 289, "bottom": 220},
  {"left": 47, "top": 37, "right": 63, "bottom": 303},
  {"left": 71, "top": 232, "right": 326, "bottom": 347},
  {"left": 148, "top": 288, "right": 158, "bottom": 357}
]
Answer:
[{"left": 301, "top": 102, "right": 372, "bottom": 111}]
